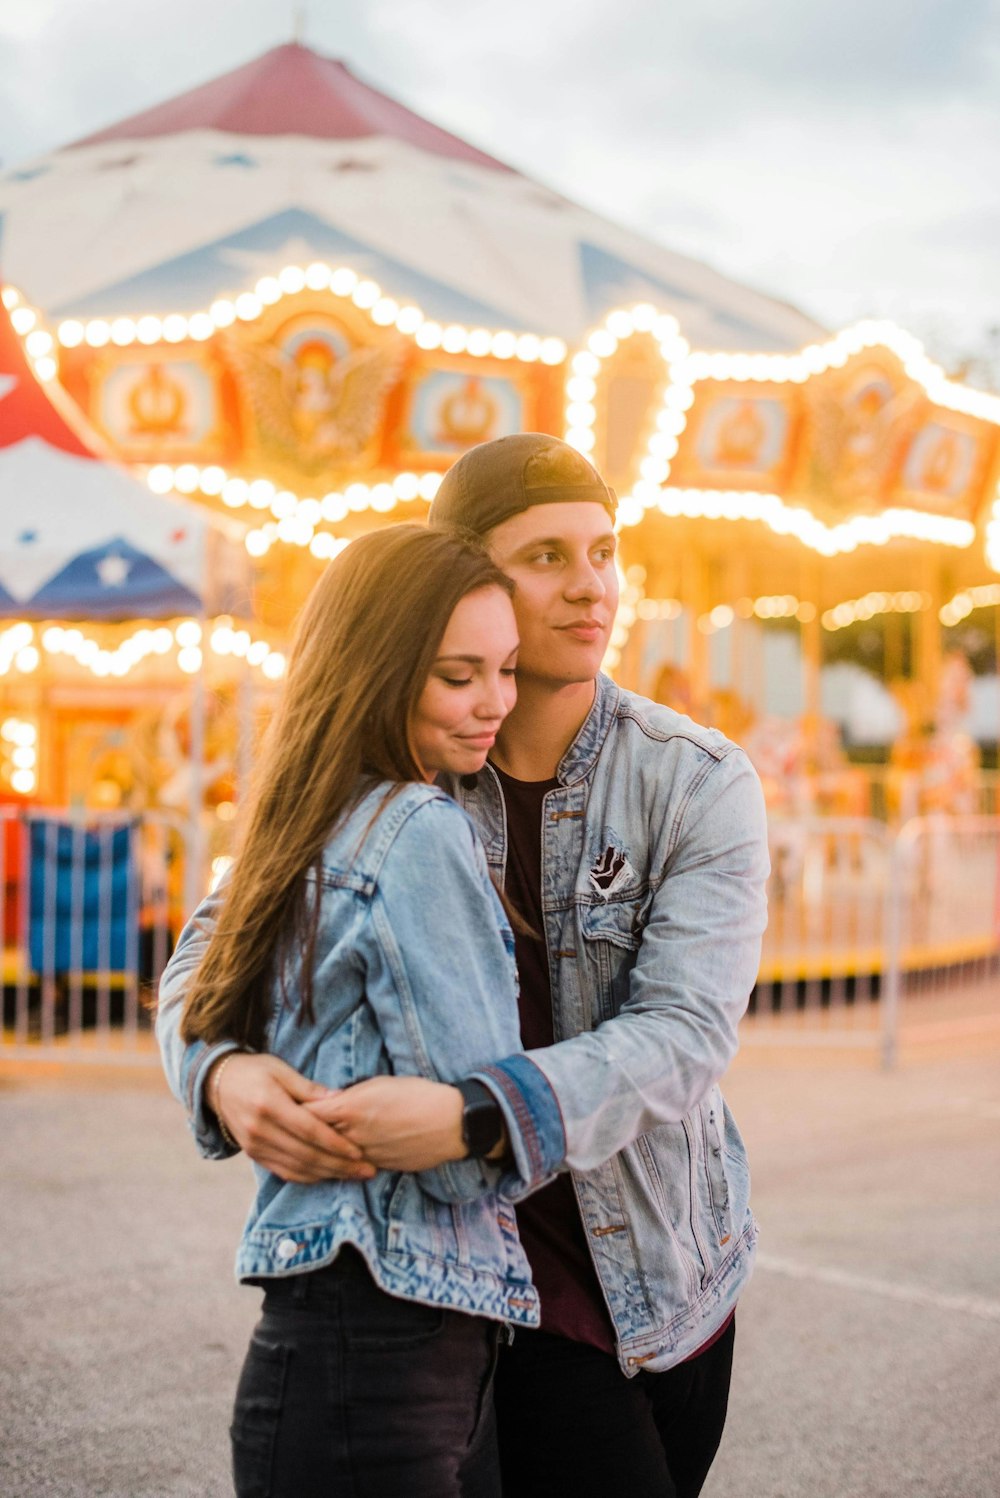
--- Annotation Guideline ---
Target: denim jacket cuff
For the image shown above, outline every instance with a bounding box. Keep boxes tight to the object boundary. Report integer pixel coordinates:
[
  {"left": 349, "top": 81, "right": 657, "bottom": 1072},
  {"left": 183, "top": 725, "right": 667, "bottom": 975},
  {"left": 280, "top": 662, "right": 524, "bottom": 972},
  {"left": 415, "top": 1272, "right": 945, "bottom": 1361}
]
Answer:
[
  {"left": 183, "top": 1039, "right": 245, "bottom": 1159},
  {"left": 471, "top": 1054, "right": 567, "bottom": 1194}
]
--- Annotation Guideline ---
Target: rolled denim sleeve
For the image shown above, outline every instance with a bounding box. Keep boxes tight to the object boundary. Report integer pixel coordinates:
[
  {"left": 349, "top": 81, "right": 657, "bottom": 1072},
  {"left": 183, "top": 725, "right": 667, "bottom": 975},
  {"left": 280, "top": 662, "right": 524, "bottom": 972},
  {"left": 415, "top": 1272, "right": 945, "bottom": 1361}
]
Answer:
[
  {"left": 486, "top": 750, "right": 769, "bottom": 1173},
  {"left": 361, "top": 798, "right": 564, "bottom": 1202},
  {"left": 155, "top": 882, "right": 241, "bottom": 1159}
]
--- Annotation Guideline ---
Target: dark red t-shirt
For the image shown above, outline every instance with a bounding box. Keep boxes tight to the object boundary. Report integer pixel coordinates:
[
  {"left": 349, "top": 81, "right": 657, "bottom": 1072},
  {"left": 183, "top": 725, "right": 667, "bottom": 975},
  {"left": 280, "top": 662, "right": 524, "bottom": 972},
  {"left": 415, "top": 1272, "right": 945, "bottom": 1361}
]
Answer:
[
  {"left": 494, "top": 764, "right": 735, "bottom": 1363},
  {"left": 495, "top": 765, "right": 618, "bottom": 1354}
]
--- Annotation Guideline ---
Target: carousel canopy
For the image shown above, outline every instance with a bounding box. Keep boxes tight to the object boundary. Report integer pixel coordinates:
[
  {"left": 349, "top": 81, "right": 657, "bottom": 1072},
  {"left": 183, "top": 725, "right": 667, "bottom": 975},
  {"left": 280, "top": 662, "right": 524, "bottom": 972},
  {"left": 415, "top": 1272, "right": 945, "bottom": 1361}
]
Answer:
[
  {"left": 0, "top": 296, "right": 244, "bottom": 619},
  {"left": 0, "top": 44, "right": 823, "bottom": 352}
]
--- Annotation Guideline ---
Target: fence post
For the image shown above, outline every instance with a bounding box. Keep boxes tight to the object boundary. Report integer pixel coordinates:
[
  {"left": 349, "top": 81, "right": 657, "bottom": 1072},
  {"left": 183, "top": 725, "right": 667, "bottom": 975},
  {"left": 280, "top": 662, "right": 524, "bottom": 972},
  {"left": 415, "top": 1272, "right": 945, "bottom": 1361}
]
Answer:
[{"left": 880, "top": 821, "right": 906, "bottom": 1070}]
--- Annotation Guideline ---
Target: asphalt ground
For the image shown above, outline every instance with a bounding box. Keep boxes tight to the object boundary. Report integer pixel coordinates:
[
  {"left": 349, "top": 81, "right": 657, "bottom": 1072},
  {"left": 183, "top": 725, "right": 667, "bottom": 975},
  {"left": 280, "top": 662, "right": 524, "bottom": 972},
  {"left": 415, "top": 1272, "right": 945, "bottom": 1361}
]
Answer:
[{"left": 2, "top": 1038, "right": 999, "bottom": 1497}]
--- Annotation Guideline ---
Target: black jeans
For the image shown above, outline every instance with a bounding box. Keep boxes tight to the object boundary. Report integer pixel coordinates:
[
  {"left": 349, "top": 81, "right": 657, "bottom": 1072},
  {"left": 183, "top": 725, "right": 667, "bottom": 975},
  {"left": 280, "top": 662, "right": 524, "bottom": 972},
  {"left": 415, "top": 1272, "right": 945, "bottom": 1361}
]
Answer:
[
  {"left": 494, "top": 1319, "right": 736, "bottom": 1498},
  {"left": 232, "top": 1248, "right": 501, "bottom": 1498}
]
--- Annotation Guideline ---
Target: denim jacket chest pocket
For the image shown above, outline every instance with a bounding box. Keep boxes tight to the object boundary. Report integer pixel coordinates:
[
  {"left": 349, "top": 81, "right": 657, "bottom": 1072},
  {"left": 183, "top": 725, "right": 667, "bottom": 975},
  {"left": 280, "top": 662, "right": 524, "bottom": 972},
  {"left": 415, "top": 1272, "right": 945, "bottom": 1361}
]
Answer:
[{"left": 578, "top": 883, "right": 652, "bottom": 1022}]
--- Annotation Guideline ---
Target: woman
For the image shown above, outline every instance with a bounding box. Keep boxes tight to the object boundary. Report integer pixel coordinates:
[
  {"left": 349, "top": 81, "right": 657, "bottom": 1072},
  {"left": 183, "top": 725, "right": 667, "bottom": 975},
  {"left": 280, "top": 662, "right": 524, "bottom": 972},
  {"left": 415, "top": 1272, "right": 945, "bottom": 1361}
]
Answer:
[{"left": 156, "top": 525, "right": 539, "bottom": 1498}]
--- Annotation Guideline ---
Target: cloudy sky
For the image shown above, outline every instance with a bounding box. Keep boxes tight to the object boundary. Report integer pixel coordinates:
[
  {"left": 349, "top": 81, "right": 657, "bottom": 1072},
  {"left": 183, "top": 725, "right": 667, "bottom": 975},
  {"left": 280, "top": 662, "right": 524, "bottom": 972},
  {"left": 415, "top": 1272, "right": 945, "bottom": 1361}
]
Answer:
[{"left": 1, "top": 0, "right": 997, "bottom": 380}]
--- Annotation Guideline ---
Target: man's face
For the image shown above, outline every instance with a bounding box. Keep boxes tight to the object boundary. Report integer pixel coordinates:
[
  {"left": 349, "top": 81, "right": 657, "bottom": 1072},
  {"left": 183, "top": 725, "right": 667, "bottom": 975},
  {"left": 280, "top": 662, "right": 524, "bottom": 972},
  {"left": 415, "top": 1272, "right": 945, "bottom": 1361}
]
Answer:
[{"left": 486, "top": 502, "right": 619, "bottom": 686}]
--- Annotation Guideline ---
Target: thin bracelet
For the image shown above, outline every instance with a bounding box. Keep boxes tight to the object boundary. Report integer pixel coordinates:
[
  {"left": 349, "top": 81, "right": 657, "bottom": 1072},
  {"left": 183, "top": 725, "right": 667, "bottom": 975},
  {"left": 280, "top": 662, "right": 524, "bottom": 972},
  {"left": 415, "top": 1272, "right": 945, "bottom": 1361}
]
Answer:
[{"left": 210, "top": 1051, "right": 243, "bottom": 1150}]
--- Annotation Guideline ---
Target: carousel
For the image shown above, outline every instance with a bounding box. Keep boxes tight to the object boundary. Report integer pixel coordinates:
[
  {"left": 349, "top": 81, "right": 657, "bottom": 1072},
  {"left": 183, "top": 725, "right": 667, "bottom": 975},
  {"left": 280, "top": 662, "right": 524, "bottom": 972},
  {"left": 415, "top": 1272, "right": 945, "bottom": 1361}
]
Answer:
[{"left": 1, "top": 43, "right": 998, "bottom": 995}]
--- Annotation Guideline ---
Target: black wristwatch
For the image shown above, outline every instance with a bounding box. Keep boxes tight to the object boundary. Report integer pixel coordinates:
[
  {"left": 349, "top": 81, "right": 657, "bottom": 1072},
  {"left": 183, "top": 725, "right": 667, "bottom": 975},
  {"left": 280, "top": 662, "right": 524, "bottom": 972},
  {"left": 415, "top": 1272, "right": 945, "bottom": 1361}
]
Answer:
[{"left": 455, "top": 1079, "right": 505, "bottom": 1159}]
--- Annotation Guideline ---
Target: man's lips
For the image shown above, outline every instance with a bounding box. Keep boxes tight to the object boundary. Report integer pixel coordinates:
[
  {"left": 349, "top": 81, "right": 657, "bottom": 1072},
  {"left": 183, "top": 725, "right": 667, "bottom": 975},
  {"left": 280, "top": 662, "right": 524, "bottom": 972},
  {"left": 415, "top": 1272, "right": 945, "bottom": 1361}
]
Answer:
[{"left": 558, "top": 620, "right": 606, "bottom": 640}]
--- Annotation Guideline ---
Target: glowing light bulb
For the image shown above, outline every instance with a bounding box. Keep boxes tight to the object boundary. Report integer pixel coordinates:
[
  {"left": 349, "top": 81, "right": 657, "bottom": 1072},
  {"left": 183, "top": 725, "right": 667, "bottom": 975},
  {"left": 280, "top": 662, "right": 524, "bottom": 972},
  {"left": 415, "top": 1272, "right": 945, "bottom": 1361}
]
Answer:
[
  {"left": 210, "top": 299, "right": 236, "bottom": 328},
  {"left": 330, "top": 268, "right": 357, "bottom": 297},
  {"left": 466, "top": 328, "right": 492, "bottom": 357},
  {"left": 177, "top": 647, "right": 202, "bottom": 674},
  {"left": 26, "top": 330, "right": 53, "bottom": 358},
  {"left": 58, "top": 320, "right": 85, "bottom": 348},
  {"left": 417, "top": 322, "right": 443, "bottom": 351},
  {"left": 255, "top": 276, "right": 282, "bottom": 305},
  {"left": 442, "top": 325, "right": 468, "bottom": 354},
  {"left": 588, "top": 330, "right": 617, "bottom": 359},
  {"left": 395, "top": 305, "right": 423, "bottom": 334},
  {"left": 278, "top": 266, "right": 306, "bottom": 294},
  {"left": 371, "top": 297, "right": 399, "bottom": 326},
  {"left": 305, "top": 262, "right": 331, "bottom": 290},
  {"left": 188, "top": 312, "right": 215, "bottom": 341},
  {"left": 352, "top": 280, "right": 381, "bottom": 310}
]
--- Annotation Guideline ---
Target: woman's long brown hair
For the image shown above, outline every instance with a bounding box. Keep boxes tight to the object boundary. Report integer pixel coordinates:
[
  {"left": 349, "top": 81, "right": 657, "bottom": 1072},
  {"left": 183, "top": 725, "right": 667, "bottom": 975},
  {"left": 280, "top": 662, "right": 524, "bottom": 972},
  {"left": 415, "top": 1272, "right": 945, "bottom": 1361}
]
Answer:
[{"left": 179, "top": 525, "right": 512, "bottom": 1052}]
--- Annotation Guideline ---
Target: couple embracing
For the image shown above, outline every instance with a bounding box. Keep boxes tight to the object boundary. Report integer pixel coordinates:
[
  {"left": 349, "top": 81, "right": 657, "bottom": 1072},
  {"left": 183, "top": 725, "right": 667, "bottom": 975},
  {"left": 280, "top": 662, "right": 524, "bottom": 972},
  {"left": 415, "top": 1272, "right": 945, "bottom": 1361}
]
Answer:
[{"left": 157, "top": 433, "right": 769, "bottom": 1497}]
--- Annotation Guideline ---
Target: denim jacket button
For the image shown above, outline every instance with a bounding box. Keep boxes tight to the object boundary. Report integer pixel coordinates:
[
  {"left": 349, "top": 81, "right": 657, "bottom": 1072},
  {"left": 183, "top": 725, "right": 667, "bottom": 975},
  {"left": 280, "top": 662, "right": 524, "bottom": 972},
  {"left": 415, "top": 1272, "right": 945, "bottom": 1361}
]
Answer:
[{"left": 276, "top": 1238, "right": 300, "bottom": 1261}]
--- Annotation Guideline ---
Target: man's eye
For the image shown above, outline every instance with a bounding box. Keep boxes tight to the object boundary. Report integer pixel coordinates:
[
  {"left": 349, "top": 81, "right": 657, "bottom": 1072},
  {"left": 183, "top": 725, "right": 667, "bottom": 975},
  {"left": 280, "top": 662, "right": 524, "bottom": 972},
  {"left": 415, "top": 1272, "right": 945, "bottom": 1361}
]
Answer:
[
  {"left": 534, "top": 550, "right": 560, "bottom": 564},
  {"left": 594, "top": 546, "right": 616, "bottom": 562}
]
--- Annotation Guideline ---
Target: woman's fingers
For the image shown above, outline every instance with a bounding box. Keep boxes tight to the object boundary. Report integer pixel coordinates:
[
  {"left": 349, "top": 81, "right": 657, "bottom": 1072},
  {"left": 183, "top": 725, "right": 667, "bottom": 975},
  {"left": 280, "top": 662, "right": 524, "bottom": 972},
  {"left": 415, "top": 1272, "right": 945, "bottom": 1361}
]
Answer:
[
  {"left": 305, "top": 1077, "right": 465, "bottom": 1170},
  {"left": 210, "top": 1052, "right": 375, "bottom": 1179}
]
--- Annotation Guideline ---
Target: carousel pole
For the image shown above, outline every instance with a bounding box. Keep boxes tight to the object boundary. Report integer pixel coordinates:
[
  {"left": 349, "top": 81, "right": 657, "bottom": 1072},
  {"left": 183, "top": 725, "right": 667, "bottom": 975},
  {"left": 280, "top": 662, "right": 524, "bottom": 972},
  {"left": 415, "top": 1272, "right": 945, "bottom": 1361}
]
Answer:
[
  {"left": 686, "top": 542, "right": 710, "bottom": 724},
  {"left": 237, "top": 653, "right": 254, "bottom": 804},
  {"left": 800, "top": 557, "right": 823, "bottom": 759},
  {"left": 183, "top": 610, "right": 207, "bottom": 917},
  {"left": 730, "top": 547, "right": 748, "bottom": 715},
  {"left": 915, "top": 551, "right": 943, "bottom": 718}
]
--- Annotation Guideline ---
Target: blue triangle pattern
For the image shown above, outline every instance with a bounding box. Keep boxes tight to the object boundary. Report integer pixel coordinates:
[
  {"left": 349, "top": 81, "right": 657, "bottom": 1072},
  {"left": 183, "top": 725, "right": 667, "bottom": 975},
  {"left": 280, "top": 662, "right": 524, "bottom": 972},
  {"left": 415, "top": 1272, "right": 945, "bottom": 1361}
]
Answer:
[
  {"left": 51, "top": 206, "right": 513, "bottom": 326},
  {"left": 22, "top": 538, "right": 201, "bottom": 621},
  {"left": 578, "top": 241, "right": 799, "bottom": 351}
]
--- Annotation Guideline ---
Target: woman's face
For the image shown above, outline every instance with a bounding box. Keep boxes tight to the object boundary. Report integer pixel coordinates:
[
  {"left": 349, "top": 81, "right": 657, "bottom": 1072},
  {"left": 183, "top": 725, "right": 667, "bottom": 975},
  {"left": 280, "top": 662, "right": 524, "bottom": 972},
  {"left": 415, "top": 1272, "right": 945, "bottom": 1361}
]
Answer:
[{"left": 411, "top": 585, "right": 519, "bottom": 780}]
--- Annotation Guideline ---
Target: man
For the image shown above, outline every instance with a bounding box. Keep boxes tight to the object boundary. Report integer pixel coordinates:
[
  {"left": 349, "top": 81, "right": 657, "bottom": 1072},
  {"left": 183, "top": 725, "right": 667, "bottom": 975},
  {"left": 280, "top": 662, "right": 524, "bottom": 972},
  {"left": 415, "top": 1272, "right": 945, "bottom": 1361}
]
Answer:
[{"left": 162, "top": 434, "right": 768, "bottom": 1496}]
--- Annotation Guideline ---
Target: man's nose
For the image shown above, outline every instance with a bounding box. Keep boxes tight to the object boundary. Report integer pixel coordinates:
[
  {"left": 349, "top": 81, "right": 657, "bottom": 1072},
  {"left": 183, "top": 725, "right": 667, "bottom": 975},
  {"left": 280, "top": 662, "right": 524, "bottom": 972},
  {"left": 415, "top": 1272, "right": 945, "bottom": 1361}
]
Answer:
[{"left": 564, "top": 556, "right": 606, "bottom": 601}]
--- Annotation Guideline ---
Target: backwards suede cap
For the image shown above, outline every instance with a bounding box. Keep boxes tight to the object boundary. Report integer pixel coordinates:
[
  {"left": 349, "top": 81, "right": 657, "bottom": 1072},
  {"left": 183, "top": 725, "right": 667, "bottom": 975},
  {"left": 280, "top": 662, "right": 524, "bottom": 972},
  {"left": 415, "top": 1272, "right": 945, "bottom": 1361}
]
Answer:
[{"left": 429, "top": 433, "right": 617, "bottom": 536}]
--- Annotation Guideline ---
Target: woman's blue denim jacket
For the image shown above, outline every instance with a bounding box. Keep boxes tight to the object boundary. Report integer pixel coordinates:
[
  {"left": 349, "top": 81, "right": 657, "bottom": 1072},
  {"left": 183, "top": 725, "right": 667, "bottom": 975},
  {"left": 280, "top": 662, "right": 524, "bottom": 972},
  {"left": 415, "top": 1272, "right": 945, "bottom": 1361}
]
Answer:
[
  {"left": 451, "top": 674, "right": 769, "bottom": 1374},
  {"left": 156, "top": 781, "right": 542, "bottom": 1328}
]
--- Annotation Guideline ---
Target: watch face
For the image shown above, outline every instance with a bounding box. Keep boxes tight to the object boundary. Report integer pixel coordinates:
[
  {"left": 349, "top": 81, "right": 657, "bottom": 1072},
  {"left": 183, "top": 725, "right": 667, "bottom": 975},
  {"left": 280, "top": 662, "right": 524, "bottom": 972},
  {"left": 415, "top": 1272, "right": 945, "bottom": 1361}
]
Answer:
[{"left": 460, "top": 1085, "right": 503, "bottom": 1157}]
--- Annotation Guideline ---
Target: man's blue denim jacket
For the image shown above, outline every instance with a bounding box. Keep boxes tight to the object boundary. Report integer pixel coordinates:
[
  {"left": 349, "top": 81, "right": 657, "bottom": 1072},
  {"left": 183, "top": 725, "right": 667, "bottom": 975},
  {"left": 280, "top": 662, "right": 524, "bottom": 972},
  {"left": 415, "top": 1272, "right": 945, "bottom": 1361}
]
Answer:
[
  {"left": 156, "top": 781, "right": 543, "bottom": 1328},
  {"left": 452, "top": 673, "right": 770, "bottom": 1374}
]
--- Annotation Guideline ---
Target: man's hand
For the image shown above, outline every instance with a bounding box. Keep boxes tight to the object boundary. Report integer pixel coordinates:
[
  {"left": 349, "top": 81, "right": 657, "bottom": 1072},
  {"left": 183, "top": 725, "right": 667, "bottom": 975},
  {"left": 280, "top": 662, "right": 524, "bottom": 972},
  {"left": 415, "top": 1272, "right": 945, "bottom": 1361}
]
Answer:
[
  {"left": 207, "top": 1052, "right": 376, "bottom": 1185},
  {"left": 305, "top": 1076, "right": 466, "bottom": 1173}
]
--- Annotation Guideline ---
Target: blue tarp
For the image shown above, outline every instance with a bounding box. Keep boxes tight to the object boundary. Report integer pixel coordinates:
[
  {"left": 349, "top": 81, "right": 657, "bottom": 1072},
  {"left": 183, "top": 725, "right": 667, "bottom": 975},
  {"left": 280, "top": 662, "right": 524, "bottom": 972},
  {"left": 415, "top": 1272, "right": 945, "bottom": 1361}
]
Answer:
[{"left": 28, "top": 820, "right": 135, "bottom": 973}]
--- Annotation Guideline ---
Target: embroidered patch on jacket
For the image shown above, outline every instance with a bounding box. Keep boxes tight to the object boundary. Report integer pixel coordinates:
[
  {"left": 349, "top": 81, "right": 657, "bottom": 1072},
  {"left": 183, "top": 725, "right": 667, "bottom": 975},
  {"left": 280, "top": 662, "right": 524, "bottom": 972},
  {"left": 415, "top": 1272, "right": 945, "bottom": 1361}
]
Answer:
[{"left": 589, "top": 843, "right": 637, "bottom": 898}]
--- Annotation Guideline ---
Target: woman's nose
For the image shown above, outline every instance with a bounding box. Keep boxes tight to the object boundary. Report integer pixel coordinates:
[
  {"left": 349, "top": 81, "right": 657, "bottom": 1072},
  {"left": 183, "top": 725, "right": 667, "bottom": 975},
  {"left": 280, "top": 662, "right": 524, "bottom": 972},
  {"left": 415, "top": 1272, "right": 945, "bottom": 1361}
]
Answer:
[{"left": 475, "top": 676, "right": 509, "bottom": 719}]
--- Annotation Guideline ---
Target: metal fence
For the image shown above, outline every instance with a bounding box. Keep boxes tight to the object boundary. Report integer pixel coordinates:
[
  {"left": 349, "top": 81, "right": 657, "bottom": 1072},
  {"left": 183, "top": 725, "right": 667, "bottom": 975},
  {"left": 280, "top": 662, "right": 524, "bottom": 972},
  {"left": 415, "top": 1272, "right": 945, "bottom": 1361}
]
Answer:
[
  {"left": 3, "top": 806, "right": 998, "bottom": 1069},
  {"left": 747, "top": 814, "right": 1000, "bottom": 1064},
  {"left": 1, "top": 807, "right": 196, "bottom": 1064}
]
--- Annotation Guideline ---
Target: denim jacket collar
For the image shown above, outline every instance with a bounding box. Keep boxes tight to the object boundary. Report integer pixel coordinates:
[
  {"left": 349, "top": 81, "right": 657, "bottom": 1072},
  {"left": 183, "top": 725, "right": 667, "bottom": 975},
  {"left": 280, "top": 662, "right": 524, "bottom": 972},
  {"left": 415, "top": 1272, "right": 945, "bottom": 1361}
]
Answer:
[{"left": 556, "top": 672, "right": 621, "bottom": 786}]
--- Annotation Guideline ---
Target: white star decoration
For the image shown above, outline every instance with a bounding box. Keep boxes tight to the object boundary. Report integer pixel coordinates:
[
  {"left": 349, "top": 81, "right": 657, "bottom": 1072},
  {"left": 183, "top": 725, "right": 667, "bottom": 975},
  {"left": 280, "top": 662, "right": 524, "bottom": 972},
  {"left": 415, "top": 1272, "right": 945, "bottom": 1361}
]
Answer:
[{"left": 95, "top": 553, "right": 131, "bottom": 587}]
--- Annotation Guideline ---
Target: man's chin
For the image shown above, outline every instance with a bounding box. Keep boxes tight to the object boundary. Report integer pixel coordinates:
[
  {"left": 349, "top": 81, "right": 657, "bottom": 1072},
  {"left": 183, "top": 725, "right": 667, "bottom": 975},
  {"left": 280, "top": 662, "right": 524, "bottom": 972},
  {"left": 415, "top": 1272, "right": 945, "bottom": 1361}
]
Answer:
[{"left": 524, "top": 662, "right": 603, "bottom": 689}]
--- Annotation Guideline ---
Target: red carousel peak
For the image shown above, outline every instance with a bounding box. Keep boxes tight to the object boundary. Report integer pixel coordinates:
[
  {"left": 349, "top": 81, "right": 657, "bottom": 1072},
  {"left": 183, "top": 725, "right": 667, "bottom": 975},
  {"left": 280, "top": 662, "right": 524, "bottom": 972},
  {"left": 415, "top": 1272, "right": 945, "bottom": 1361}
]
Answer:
[{"left": 66, "top": 43, "right": 514, "bottom": 172}]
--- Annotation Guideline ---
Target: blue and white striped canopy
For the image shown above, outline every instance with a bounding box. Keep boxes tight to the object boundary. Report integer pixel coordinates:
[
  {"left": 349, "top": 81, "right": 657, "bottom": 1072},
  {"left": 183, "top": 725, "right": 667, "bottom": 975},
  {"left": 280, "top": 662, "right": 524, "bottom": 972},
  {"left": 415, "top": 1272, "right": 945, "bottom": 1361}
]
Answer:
[{"left": 0, "top": 438, "right": 243, "bottom": 620}]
